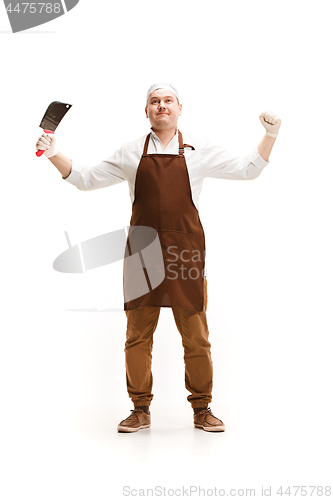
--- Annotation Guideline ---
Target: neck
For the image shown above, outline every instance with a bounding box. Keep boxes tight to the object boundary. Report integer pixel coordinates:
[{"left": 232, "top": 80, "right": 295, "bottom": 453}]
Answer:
[{"left": 152, "top": 127, "right": 178, "bottom": 150}]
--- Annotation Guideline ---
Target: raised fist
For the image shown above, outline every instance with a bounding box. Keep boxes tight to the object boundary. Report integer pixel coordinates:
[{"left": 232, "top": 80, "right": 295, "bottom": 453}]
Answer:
[{"left": 259, "top": 111, "right": 281, "bottom": 138}]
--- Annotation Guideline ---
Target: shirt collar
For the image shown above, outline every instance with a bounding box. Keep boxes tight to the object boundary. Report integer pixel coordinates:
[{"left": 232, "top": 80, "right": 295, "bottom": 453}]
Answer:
[
  {"left": 150, "top": 127, "right": 179, "bottom": 148},
  {"left": 150, "top": 127, "right": 179, "bottom": 138}
]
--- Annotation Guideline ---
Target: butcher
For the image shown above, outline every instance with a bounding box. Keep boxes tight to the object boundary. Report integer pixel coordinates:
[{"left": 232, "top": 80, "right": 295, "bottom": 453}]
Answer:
[{"left": 36, "top": 83, "right": 281, "bottom": 433}]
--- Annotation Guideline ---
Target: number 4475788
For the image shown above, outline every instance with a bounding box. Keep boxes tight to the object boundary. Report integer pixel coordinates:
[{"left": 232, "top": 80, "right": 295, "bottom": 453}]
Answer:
[{"left": 6, "top": 3, "right": 61, "bottom": 14}]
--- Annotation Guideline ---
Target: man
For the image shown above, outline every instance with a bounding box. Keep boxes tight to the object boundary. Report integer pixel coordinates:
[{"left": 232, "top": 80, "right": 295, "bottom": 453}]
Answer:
[{"left": 36, "top": 83, "right": 281, "bottom": 433}]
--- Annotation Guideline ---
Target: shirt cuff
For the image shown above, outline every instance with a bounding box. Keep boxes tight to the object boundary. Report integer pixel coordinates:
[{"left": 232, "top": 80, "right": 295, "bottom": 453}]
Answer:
[
  {"left": 248, "top": 148, "right": 270, "bottom": 170},
  {"left": 62, "top": 160, "right": 81, "bottom": 185},
  {"left": 62, "top": 168, "right": 72, "bottom": 179}
]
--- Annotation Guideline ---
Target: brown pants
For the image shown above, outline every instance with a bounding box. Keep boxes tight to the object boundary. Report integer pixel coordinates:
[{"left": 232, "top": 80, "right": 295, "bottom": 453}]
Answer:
[{"left": 124, "top": 277, "right": 213, "bottom": 409}]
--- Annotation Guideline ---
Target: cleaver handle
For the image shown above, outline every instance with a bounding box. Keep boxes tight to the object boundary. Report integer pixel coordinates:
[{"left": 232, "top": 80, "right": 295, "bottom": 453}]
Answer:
[{"left": 36, "top": 130, "right": 54, "bottom": 157}]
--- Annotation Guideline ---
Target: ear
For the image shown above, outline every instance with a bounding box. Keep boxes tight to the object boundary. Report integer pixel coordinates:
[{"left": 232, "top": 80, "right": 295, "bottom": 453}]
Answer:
[
  {"left": 145, "top": 106, "right": 148, "bottom": 118},
  {"left": 179, "top": 104, "right": 182, "bottom": 116}
]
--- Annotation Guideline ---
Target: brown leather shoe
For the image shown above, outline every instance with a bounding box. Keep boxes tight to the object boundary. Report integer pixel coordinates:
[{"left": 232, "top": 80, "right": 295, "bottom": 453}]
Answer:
[
  {"left": 117, "top": 409, "right": 151, "bottom": 433},
  {"left": 193, "top": 407, "right": 225, "bottom": 432}
]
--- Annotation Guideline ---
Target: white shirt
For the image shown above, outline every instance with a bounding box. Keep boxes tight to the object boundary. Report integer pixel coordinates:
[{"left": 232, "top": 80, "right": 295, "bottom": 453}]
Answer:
[{"left": 64, "top": 129, "right": 269, "bottom": 211}]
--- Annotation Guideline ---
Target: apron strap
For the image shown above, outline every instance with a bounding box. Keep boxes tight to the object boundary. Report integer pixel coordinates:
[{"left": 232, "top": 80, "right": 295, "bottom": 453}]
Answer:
[
  {"left": 143, "top": 133, "right": 151, "bottom": 155},
  {"left": 178, "top": 130, "right": 184, "bottom": 155},
  {"left": 179, "top": 131, "right": 195, "bottom": 155}
]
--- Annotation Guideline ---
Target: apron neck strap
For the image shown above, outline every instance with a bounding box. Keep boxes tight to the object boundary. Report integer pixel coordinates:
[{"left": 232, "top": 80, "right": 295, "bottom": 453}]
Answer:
[
  {"left": 143, "top": 130, "right": 186, "bottom": 156},
  {"left": 178, "top": 130, "right": 184, "bottom": 156},
  {"left": 143, "top": 133, "right": 151, "bottom": 155}
]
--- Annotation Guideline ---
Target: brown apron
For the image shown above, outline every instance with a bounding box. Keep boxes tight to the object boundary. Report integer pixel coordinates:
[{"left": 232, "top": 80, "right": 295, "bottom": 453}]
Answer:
[{"left": 123, "top": 130, "right": 206, "bottom": 312}]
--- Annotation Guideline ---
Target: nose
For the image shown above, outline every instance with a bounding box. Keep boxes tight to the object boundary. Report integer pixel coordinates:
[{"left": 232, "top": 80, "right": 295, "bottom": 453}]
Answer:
[{"left": 158, "top": 101, "right": 166, "bottom": 110}]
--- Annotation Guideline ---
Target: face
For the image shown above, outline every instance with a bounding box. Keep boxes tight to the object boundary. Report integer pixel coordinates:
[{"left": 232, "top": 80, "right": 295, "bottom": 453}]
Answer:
[{"left": 145, "top": 89, "right": 182, "bottom": 131}]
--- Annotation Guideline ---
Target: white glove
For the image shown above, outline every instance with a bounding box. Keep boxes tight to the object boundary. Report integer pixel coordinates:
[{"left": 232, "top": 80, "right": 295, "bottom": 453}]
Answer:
[
  {"left": 35, "top": 132, "right": 58, "bottom": 158},
  {"left": 259, "top": 111, "right": 281, "bottom": 138}
]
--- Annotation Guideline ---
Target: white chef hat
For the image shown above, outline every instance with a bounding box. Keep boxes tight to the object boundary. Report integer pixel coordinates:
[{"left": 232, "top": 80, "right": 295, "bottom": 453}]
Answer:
[{"left": 146, "top": 83, "right": 180, "bottom": 104}]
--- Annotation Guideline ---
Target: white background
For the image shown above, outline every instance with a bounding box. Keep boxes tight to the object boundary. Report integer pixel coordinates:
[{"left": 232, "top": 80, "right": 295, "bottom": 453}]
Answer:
[{"left": 1, "top": 0, "right": 333, "bottom": 498}]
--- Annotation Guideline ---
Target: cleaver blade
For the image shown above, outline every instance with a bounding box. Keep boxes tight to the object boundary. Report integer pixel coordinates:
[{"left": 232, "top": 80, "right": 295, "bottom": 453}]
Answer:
[{"left": 36, "top": 101, "right": 72, "bottom": 157}]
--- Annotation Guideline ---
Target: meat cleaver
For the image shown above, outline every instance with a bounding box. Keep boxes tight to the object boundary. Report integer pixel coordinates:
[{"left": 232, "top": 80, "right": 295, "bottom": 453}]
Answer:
[{"left": 36, "top": 101, "right": 72, "bottom": 157}]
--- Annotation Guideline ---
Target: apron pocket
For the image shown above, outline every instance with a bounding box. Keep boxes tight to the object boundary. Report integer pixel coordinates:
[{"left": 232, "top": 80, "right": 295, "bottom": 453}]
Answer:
[
  {"left": 123, "top": 226, "right": 165, "bottom": 301},
  {"left": 157, "top": 229, "right": 193, "bottom": 280},
  {"left": 124, "top": 226, "right": 162, "bottom": 270}
]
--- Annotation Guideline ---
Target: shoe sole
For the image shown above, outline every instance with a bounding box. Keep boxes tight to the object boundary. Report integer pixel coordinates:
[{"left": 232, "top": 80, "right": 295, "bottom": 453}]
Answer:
[
  {"left": 194, "top": 423, "right": 225, "bottom": 432},
  {"left": 117, "top": 424, "right": 151, "bottom": 433}
]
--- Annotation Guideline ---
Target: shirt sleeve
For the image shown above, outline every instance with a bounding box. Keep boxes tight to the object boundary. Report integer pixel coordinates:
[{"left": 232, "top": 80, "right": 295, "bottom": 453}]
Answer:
[
  {"left": 62, "top": 147, "right": 126, "bottom": 190},
  {"left": 203, "top": 141, "right": 269, "bottom": 180}
]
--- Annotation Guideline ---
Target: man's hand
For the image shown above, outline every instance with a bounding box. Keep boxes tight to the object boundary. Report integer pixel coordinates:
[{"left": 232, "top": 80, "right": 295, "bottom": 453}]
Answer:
[
  {"left": 36, "top": 132, "right": 58, "bottom": 158},
  {"left": 259, "top": 111, "right": 281, "bottom": 138}
]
